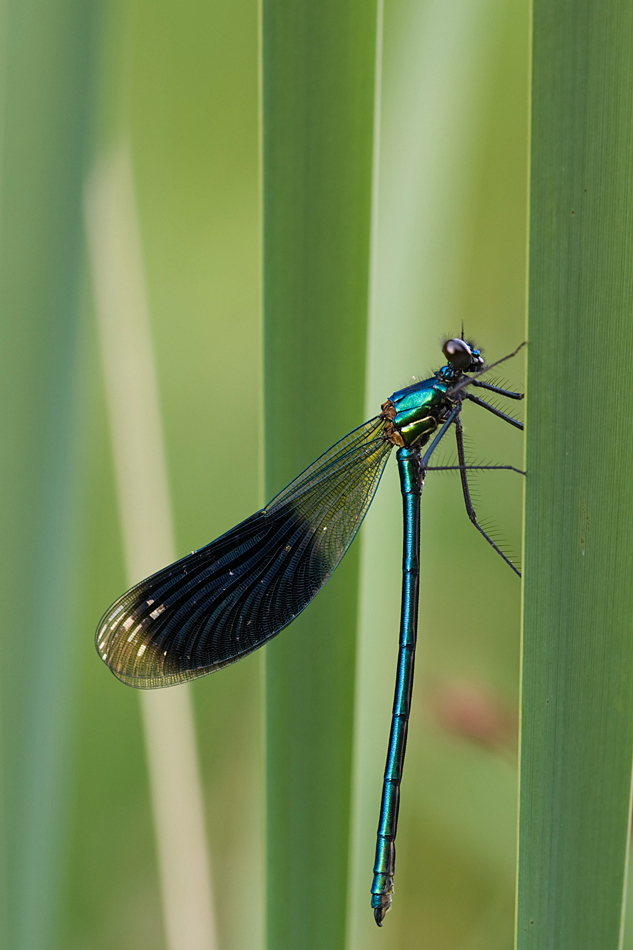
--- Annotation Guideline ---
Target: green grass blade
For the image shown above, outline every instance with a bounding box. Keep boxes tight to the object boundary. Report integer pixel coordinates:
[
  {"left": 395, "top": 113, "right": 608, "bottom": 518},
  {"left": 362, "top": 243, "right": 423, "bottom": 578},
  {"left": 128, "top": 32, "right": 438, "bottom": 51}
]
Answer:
[
  {"left": 0, "top": 0, "right": 97, "bottom": 946},
  {"left": 261, "top": 2, "right": 380, "bottom": 946},
  {"left": 86, "top": 146, "right": 218, "bottom": 950},
  {"left": 517, "top": 5, "right": 633, "bottom": 948}
]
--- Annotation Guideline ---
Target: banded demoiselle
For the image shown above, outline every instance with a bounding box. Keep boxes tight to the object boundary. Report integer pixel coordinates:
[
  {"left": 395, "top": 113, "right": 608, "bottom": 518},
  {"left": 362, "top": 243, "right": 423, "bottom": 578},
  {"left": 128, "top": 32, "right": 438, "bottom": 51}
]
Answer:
[{"left": 96, "top": 336, "right": 524, "bottom": 924}]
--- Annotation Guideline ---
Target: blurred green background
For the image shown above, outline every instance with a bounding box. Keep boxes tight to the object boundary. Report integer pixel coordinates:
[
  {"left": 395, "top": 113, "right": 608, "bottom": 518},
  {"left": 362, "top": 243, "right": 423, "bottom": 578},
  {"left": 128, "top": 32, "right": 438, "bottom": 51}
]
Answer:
[{"left": 1, "top": 0, "right": 533, "bottom": 947}]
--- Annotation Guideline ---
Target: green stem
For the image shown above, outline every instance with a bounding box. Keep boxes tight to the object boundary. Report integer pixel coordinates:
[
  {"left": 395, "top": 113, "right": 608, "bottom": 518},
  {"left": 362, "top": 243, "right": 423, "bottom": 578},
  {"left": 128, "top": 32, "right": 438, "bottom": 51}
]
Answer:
[
  {"left": 518, "top": 4, "right": 633, "bottom": 947},
  {"left": 261, "top": 2, "right": 380, "bottom": 946}
]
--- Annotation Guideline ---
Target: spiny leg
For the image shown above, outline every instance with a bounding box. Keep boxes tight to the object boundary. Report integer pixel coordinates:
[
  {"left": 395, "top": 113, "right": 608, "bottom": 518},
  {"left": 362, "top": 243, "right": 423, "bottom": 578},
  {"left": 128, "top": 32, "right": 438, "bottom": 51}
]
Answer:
[
  {"left": 454, "top": 418, "right": 520, "bottom": 577},
  {"left": 464, "top": 392, "right": 523, "bottom": 431},
  {"left": 427, "top": 464, "right": 525, "bottom": 475},
  {"left": 471, "top": 379, "right": 524, "bottom": 400},
  {"left": 420, "top": 406, "right": 460, "bottom": 469}
]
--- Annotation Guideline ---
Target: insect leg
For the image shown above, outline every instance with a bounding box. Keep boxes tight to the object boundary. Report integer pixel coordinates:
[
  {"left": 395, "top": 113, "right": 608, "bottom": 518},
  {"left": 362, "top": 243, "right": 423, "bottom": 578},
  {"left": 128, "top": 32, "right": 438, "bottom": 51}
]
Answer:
[
  {"left": 420, "top": 406, "right": 460, "bottom": 468},
  {"left": 464, "top": 392, "right": 523, "bottom": 430},
  {"left": 454, "top": 418, "right": 521, "bottom": 576},
  {"left": 427, "top": 464, "right": 525, "bottom": 474},
  {"left": 471, "top": 380, "right": 524, "bottom": 400}
]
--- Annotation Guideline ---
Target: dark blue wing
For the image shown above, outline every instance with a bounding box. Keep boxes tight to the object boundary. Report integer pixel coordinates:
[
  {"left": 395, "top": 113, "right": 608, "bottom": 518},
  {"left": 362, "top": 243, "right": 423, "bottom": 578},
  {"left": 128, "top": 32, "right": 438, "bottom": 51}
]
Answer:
[{"left": 95, "top": 416, "right": 392, "bottom": 688}]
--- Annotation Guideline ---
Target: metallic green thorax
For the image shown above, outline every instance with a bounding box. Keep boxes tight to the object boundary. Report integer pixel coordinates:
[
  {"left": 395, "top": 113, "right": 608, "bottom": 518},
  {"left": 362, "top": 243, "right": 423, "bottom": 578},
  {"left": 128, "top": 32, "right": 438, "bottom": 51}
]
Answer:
[{"left": 382, "top": 364, "right": 461, "bottom": 448}]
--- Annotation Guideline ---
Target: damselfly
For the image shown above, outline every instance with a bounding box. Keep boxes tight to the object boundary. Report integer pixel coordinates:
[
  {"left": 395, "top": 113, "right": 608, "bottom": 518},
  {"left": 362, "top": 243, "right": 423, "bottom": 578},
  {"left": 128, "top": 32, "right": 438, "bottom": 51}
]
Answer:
[{"left": 96, "top": 336, "right": 525, "bottom": 924}]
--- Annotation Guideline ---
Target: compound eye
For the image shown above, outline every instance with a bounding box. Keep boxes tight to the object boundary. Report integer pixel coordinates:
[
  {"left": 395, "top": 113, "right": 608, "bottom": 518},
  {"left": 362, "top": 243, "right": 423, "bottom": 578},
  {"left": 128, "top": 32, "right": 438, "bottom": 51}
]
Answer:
[{"left": 442, "top": 338, "right": 472, "bottom": 370}]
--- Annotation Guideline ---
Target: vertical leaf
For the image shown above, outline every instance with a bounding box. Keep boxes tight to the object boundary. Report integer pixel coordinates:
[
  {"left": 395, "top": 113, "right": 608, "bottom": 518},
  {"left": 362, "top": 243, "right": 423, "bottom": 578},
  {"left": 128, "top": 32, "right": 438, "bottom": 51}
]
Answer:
[
  {"left": 261, "top": 2, "right": 380, "bottom": 946},
  {"left": 0, "top": 0, "right": 98, "bottom": 947},
  {"left": 518, "top": 4, "right": 633, "bottom": 948},
  {"left": 86, "top": 146, "right": 218, "bottom": 950}
]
